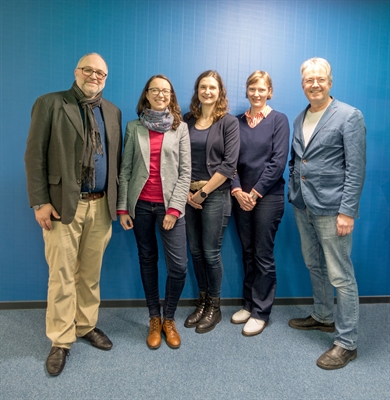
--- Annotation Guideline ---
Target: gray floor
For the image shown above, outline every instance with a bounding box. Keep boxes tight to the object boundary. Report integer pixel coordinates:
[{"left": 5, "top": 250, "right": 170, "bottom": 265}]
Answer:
[{"left": 0, "top": 304, "right": 389, "bottom": 400}]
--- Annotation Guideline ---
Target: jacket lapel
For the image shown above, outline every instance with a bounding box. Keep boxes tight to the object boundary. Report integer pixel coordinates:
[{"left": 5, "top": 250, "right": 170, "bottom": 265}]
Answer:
[
  {"left": 137, "top": 123, "right": 150, "bottom": 173},
  {"left": 62, "top": 90, "right": 84, "bottom": 140},
  {"left": 307, "top": 99, "right": 338, "bottom": 144}
]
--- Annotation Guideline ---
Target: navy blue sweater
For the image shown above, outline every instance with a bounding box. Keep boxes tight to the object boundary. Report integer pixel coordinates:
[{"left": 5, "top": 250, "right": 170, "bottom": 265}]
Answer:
[{"left": 231, "top": 110, "right": 290, "bottom": 196}]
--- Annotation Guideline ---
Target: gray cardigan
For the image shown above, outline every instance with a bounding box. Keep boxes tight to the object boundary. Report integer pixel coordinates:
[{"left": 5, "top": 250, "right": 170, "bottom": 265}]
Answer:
[{"left": 117, "top": 119, "right": 191, "bottom": 218}]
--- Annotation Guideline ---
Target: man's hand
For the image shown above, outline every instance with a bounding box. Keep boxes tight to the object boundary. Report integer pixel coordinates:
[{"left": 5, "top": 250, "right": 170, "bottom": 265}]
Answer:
[
  {"left": 34, "top": 203, "right": 60, "bottom": 231},
  {"left": 337, "top": 213, "right": 354, "bottom": 236}
]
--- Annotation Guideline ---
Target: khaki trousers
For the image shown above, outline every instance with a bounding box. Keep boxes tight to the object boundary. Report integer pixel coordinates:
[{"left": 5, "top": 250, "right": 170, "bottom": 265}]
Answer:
[{"left": 43, "top": 195, "right": 112, "bottom": 348}]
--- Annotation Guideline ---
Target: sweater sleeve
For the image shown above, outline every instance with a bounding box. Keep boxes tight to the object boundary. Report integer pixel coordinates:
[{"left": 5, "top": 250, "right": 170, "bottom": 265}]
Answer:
[{"left": 253, "top": 112, "right": 290, "bottom": 196}]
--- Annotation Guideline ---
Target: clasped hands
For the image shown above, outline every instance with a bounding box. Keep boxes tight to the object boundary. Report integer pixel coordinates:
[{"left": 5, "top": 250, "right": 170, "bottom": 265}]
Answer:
[{"left": 234, "top": 190, "right": 257, "bottom": 211}]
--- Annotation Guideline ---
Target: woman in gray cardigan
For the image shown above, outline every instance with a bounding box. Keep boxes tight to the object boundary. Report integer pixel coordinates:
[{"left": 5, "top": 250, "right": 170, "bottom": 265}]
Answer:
[{"left": 117, "top": 75, "right": 191, "bottom": 350}]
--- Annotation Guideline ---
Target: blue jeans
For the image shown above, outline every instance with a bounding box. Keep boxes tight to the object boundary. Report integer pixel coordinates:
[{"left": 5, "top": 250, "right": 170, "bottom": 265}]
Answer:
[
  {"left": 293, "top": 206, "right": 359, "bottom": 350},
  {"left": 132, "top": 200, "right": 187, "bottom": 320},
  {"left": 234, "top": 195, "right": 284, "bottom": 322},
  {"left": 185, "top": 189, "right": 231, "bottom": 297}
]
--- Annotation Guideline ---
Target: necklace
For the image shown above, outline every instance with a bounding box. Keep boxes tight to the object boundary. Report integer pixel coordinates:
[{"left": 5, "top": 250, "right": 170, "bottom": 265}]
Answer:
[{"left": 196, "top": 118, "right": 212, "bottom": 128}]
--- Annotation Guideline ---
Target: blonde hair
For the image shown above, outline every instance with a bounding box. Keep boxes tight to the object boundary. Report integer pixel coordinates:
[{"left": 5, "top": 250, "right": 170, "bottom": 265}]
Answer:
[{"left": 246, "top": 70, "right": 273, "bottom": 100}]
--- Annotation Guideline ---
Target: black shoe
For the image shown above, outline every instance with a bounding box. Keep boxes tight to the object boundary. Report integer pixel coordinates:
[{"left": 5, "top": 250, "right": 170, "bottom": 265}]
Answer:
[
  {"left": 317, "top": 345, "right": 357, "bottom": 370},
  {"left": 288, "top": 315, "right": 335, "bottom": 332},
  {"left": 46, "top": 346, "right": 69, "bottom": 376},
  {"left": 184, "top": 292, "right": 207, "bottom": 328},
  {"left": 81, "top": 327, "right": 113, "bottom": 350},
  {"left": 195, "top": 296, "right": 222, "bottom": 334}
]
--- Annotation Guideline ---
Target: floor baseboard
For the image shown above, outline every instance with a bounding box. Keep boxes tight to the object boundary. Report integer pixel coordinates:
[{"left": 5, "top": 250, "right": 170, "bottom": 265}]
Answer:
[{"left": 0, "top": 296, "right": 388, "bottom": 310}]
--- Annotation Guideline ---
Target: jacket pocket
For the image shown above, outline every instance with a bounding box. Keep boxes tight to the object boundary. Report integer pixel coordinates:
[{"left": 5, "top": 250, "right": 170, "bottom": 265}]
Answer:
[{"left": 48, "top": 174, "right": 61, "bottom": 185}]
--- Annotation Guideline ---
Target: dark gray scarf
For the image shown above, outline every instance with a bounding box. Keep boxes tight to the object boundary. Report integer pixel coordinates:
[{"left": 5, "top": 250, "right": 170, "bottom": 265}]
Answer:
[
  {"left": 139, "top": 108, "right": 173, "bottom": 133},
  {"left": 72, "top": 81, "right": 103, "bottom": 190}
]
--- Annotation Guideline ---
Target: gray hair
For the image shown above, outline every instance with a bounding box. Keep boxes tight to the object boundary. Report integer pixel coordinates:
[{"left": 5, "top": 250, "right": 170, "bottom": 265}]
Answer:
[
  {"left": 76, "top": 52, "right": 108, "bottom": 71},
  {"left": 300, "top": 57, "right": 332, "bottom": 83}
]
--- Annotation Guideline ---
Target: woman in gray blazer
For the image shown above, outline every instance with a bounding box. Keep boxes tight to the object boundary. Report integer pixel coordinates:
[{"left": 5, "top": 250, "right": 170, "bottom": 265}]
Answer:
[
  {"left": 117, "top": 75, "right": 191, "bottom": 350},
  {"left": 184, "top": 70, "right": 239, "bottom": 333}
]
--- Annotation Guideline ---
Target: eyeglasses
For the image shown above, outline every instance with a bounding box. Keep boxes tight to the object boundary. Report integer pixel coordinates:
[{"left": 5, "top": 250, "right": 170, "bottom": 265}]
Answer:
[
  {"left": 77, "top": 67, "right": 107, "bottom": 80},
  {"left": 148, "top": 88, "right": 172, "bottom": 96},
  {"left": 304, "top": 77, "right": 327, "bottom": 85}
]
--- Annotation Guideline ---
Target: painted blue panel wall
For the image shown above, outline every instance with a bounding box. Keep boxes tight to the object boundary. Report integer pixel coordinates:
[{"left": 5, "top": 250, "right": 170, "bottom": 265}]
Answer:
[{"left": 0, "top": 0, "right": 389, "bottom": 301}]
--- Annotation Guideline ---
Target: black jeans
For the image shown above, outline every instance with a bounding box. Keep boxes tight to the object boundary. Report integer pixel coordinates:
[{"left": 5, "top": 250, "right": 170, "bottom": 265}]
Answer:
[
  {"left": 133, "top": 200, "right": 187, "bottom": 319},
  {"left": 233, "top": 194, "right": 284, "bottom": 321}
]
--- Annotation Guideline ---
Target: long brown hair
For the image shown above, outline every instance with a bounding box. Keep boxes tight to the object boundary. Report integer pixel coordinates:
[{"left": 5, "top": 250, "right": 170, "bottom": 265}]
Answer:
[
  {"left": 189, "top": 70, "right": 229, "bottom": 122},
  {"left": 136, "top": 74, "right": 182, "bottom": 130}
]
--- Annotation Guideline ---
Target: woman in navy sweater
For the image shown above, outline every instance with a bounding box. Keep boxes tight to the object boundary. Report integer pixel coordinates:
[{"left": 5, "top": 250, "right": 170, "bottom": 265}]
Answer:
[{"left": 231, "top": 70, "right": 290, "bottom": 336}]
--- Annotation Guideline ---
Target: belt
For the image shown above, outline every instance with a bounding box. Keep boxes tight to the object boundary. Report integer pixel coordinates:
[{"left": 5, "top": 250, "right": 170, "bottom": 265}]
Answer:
[
  {"left": 79, "top": 191, "right": 105, "bottom": 201},
  {"left": 190, "top": 180, "right": 208, "bottom": 192}
]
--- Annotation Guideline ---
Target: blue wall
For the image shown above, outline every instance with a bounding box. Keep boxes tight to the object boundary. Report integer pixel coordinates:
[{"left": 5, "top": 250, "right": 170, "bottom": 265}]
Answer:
[{"left": 0, "top": 0, "right": 389, "bottom": 302}]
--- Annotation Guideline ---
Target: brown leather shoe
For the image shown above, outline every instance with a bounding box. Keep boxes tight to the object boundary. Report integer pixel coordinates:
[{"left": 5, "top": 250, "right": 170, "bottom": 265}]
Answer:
[
  {"left": 147, "top": 317, "right": 162, "bottom": 349},
  {"left": 162, "top": 319, "right": 181, "bottom": 349},
  {"left": 316, "top": 344, "right": 357, "bottom": 370}
]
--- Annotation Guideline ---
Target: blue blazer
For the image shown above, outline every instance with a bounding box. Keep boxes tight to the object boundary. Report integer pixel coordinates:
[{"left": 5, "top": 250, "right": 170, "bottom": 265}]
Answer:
[{"left": 288, "top": 98, "right": 366, "bottom": 218}]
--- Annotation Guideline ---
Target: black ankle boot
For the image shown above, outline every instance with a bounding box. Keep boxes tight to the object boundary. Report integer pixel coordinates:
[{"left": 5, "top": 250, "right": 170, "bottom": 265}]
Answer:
[
  {"left": 195, "top": 296, "right": 221, "bottom": 333},
  {"left": 184, "top": 292, "right": 207, "bottom": 328}
]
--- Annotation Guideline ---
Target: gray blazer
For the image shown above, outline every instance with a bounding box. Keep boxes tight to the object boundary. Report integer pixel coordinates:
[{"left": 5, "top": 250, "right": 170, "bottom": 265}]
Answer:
[
  {"left": 25, "top": 88, "right": 122, "bottom": 224},
  {"left": 117, "top": 119, "right": 191, "bottom": 218}
]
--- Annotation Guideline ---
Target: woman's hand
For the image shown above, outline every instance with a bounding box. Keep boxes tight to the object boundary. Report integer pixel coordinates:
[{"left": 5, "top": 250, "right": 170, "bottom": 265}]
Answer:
[
  {"left": 120, "top": 214, "right": 134, "bottom": 230},
  {"left": 163, "top": 214, "right": 178, "bottom": 230},
  {"left": 234, "top": 191, "right": 256, "bottom": 211},
  {"left": 187, "top": 192, "right": 203, "bottom": 209},
  {"left": 191, "top": 190, "right": 207, "bottom": 205}
]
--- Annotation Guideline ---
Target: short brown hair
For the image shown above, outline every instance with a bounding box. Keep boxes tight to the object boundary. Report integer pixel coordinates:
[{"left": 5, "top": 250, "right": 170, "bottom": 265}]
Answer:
[
  {"left": 189, "top": 70, "right": 229, "bottom": 122},
  {"left": 136, "top": 74, "right": 182, "bottom": 130}
]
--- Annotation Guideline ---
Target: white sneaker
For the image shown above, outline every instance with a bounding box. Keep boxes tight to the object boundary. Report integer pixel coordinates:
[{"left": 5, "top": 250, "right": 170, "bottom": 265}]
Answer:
[
  {"left": 242, "top": 318, "right": 268, "bottom": 336},
  {"left": 231, "top": 309, "right": 251, "bottom": 324}
]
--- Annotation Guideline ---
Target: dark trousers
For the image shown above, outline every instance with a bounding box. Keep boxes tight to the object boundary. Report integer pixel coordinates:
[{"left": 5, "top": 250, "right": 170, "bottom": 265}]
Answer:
[
  {"left": 233, "top": 194, "right": 284, "bottom": 321},
  {"left": 133, "top": 200, "right": 187, "bottom": 319},
  {"left": 185, "top": 190, "right": 231, "bottom": 297}
]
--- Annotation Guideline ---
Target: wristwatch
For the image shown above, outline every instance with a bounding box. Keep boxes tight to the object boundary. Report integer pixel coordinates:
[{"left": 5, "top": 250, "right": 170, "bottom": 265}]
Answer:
[
  {"left": 32, "top": 204, "right": 46, "bottom": 210},
  {"left": 200, "top": 189, "right": 208, "bottom": 199}
]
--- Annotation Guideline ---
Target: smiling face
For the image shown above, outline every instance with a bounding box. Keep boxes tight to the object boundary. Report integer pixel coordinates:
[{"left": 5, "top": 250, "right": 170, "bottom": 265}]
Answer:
[
  {"left": 74, "top": 54, "right": 108, "bottom": 99},
  {"left": 145, "top": 77, "right": 172, "bottom": 111},
  {"left": 247, "top": 78, "right": 272, "bottom": 111},
  {"left": 197, "top": 77, "right": 220, "bottom": 107},
  {"left": 302, "top": 66, "right": 332, "bottom": 111}
]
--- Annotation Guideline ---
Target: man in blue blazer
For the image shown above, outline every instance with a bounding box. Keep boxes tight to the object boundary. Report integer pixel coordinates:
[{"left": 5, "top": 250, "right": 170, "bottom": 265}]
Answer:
[
  {"left": 25, "top": 53, "right": 122, "bottom": 376},
  {"left": 288, "top": 58, "right": 366, "bottom": 370}
]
